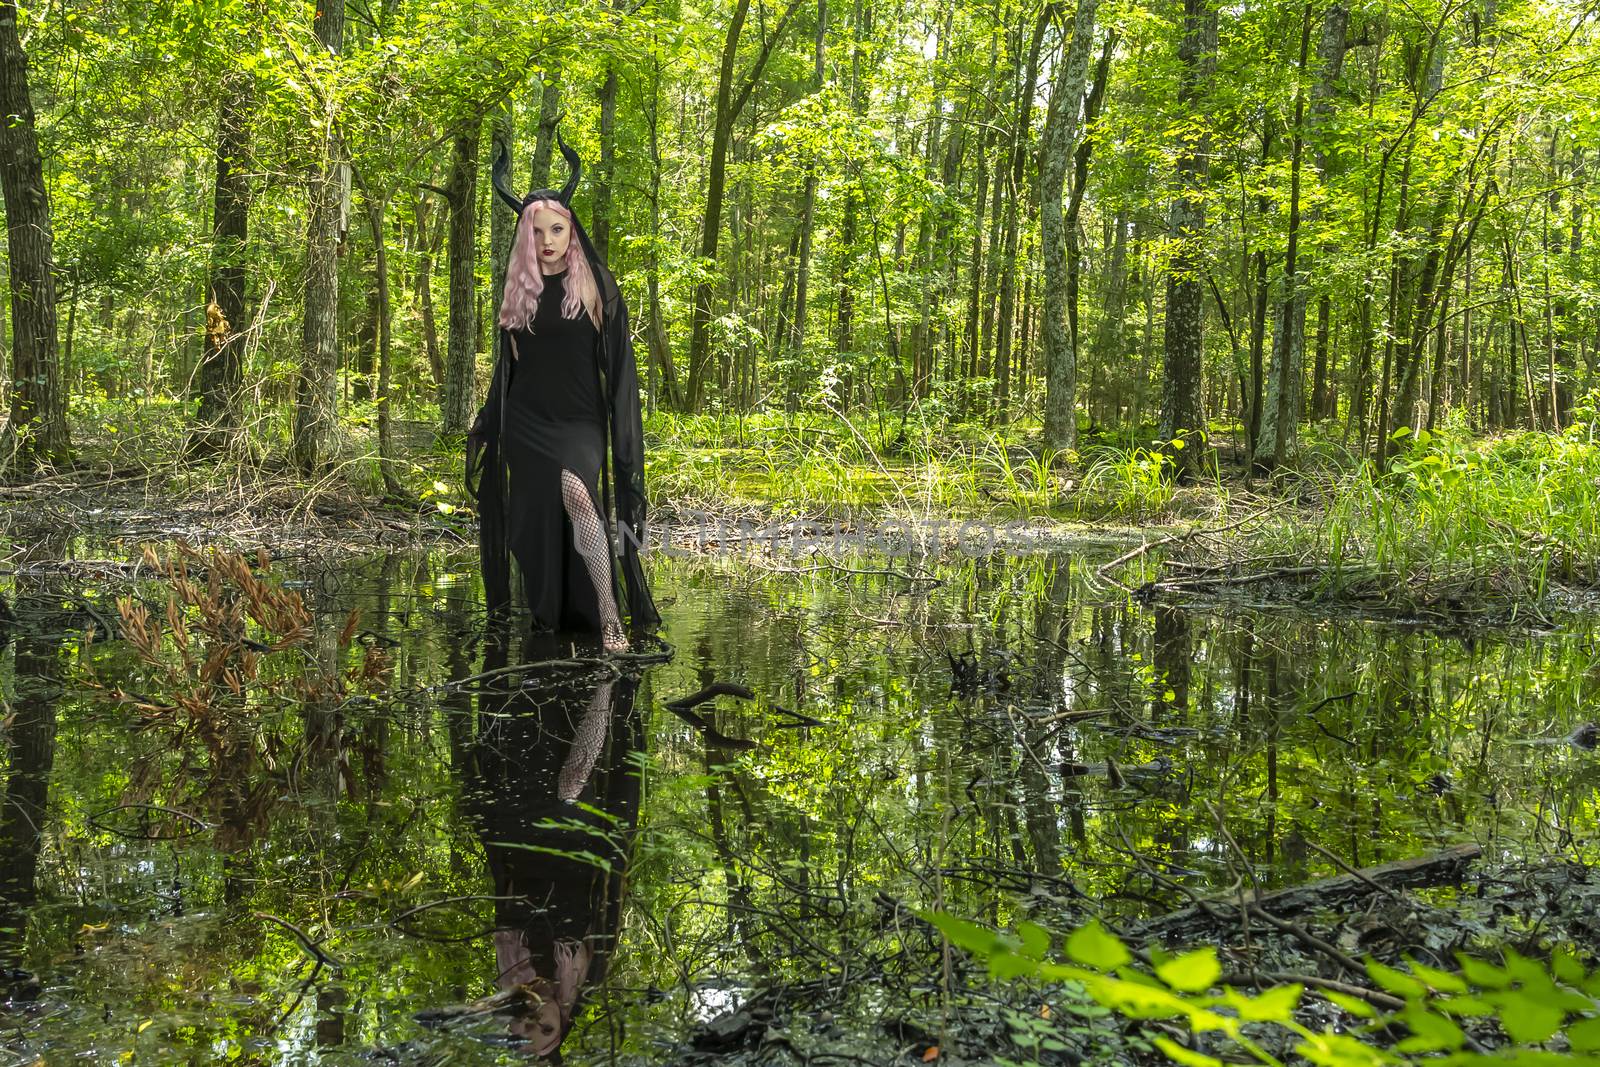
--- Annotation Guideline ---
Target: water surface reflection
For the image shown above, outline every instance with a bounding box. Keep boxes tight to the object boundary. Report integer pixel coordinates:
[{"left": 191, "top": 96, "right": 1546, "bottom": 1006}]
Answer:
[{"left": 0, "top": 544, "right": 1592, "bottom": 1062}]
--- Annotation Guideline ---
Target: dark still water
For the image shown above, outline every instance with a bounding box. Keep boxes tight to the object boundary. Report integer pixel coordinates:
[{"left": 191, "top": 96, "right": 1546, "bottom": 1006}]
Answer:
[{"left": 0, "top": 539, "right": 1595, "bottom": 1062}]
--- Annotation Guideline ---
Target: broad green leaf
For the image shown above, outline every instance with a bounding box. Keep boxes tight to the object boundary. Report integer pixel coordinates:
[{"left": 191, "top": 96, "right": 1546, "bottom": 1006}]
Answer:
[
  {"left": 1015, "top": 921, "right": 1050, "bottom": 961},
  {"left": 1432, "top": 994, "right": 1495, "bottom": 1017},
  {"left": 1569, "top": 1015, "right": 1600, "bottom": 1053},
  {"left": 1550, "top": 948, "right": 1585, "bottom": 986},
  {"left": 922, "top": 912, "right": 1001, "bottom": 957},
  {"left": 1405, "top": 958, "right": 1467, "bottom": 993},
  {"left": 1492, "top": 991, "right": 1565, "bottom": 1044},
  {"left": 1366, "top": 958, "right": 1427, "bottom": 999},
  {"left": 1155, "top": 948, "right": 1220, "bottom": 993},
  {"left": 1457, "top": 954, "right": 1510, "bottom": 989},
  {"left": 1395, "top": 1005, "right": 1465, "bottom": 1052},
  {"left": 1227, "top": 983, "right": 1302, "bottom": 1022},
  {"left": 1152, "top": 1037, "right": 1222, "bottom": 1066},
  {"left": 1065, "top": 921, "right": 1131, "bottom": 970},
  {"left": 1321, "top": 990, "right": 1376, "bottom": 1018}
]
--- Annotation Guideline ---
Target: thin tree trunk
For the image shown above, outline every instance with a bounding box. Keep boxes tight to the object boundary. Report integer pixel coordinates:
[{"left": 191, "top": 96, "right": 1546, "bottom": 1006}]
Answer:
[
  {"left": 441, "top": 124, "right": 481, "bottom": 438},
  {"left": 594, "top": 45, "right": 619, "bottom": 259},
  {"left": 684, "top": 0, "right": 805, "bottom": 411},
  {"left": 531, "top": 73, "right": 562, "bottom": 188},
  {"left": 996, "top": 7, "right": 1050, "bottom": 422},
  {"left": 192, "top": 72, "right": 253, "bottom": 453},
  {"left": 1040, "top": 0, "right": 1103, "bottom": 453},
  {"left": 291, "top": 0, "right": 345, "bottom": 472},
  {"left": 643, "top": 51, "right": 678, "bottom": 409},
  {"left": 489, "top": 101, "right": 515, "bottom": 329},
  {"left": 415, "top": 192, "right": 444, "bottom": 390},
  {"left": 0, "top": 0, "right": 68, "bottom": 473},
  {"left": 787, "top": 0, "right": 827, "bottom": 414},
  {"left": 1255, "top": 2, "right": 1313, "bottom": 471},
  {"left": 1159, "top": 0, "right": 1215, "bottom": 477}
]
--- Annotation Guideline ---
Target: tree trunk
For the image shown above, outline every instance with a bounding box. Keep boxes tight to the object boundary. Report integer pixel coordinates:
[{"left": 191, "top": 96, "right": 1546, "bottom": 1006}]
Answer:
[
  {"left": 0, "top": 0, "right": 68, "bottom": 474},
  {"left": 489, "top": 101, "right": 515, "bottom": 329},
  {"left": 787, "top": 0, "right": 827, "bottom": 414},
  {"left": 291, "top": 0, "right": 345, "bottom": 472},
  {"left": 684, "top": 0, "right": 802, "bottom": 411},
  {"left": 687, "top": 0, "right": 754, "bottom": 412},
  {"left": 1089, "top": 207, "right": 1129, "bottom": 421},
  {"left": 1040, "top": 0, "right": 1102, "bottom": 453},
  {"left": 594, "top": 42, "right": 620, "bottom": 261},
  {"left": 531, "top": 72, "right": 561, "bottom": 189},
  {"left": 192, "top": 72, "right": 253, "bottom": 453},
  {"left": 996, "top": 7, "right": 1051, "bottom": 422},
  {"left": 643, "top": 52, "right": 678, "bottom": 409},
  {"left": 1255, "top": 2, "right": 1314, "bottom": 472},
  {"left": 1159, "top": 0, "right": 1215, "bottom": 477},
  {"left": 415, "top": 192, "right": 444, "bottom": 390},
  {"left": 441, "top": 124, "right": 480, "bottom": 438}
]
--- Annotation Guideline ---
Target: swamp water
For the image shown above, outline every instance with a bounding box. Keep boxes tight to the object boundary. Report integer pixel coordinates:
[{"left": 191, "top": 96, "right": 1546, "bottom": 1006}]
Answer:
[{"left": 0, "top": 537, "right": 1596, "bottom": 1064}]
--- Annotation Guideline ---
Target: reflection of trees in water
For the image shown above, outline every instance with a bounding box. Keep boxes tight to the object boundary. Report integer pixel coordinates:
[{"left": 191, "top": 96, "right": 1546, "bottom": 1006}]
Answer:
[
  {"left": 0, "top": 577, "right": 66, "bottom": 976},
  {"left": 465, "top": 629, "right": 643, "bottom": 1058}
]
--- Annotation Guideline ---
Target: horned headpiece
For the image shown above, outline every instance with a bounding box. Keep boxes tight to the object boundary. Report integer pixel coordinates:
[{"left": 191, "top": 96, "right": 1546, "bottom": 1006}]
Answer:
[{"left": 492, "top": 128, "right": 581, "bottom": 215}]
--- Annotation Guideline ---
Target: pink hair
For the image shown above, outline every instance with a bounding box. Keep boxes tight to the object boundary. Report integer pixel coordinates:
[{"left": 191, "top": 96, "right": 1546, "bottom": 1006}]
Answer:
[{"left": 499, "top": 199, "right": 602, "bottom": 333}]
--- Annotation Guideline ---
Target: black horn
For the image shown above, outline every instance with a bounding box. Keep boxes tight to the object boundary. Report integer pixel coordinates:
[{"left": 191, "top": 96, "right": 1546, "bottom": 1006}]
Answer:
[
  {"left": 556, "top": 129, "right": 581, "bottom": 205},
  {"left": 491, "top": 144, "right": 524, "bottom": 216}
]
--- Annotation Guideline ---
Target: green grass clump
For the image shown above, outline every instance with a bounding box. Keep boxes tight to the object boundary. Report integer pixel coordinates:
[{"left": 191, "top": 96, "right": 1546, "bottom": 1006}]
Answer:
[{"left": 1248, "top": 415, "right": 1600, "bottom": 613}]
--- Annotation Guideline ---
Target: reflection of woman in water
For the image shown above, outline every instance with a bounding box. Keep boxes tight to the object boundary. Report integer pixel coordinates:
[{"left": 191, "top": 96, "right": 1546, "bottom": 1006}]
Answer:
[
  {"left": 467, "top": 133, "right": 660, "bottom": 654},
  {"left": 465, "top": 631, "right": 644, "bottom": 1057}
]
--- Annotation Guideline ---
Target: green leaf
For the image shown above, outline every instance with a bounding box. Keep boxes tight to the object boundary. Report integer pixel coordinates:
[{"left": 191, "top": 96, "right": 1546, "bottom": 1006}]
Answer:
[
  {"left": 1230, "top": 983, "right": 1302, "bottom": 1022},
  {"left": 1493, "top": 991, "right": 1565, "bottom": 1044},
  {"left": 1155, "top": 948, "right": 1220, "bottom": 993},
  {"left": 1321, "top": 990, "right": 1377, "bottom": 1018},
  {"left": 1295, "top": 1030, "right": 1396, "bottom": 1066},
  {"left": 1432, "top": 995, "right": 1495, "bottom": 1017},
  {"left": 1065, "top": 921, "right": 1131, "bottom": 971},
  {"left": 1569, "top": 1015, "right": 1600, "bottom": 1053},
  {"left": 1550, "top": 948, "right": 1585, "bottom": 986},
  {"left": 1395, "top": 1005, "right": 1465, "bottom": 1052},
  {"left": 1457, "top": 954, "right": 1510, "bottom": 989},
  {"left": 1015, "top": 921, "right": 1050, "bottom": 961},
  {"left": 1366, "top": 958, "right": 1427, "bottom": 999},
  {"left": 1152, "top": 1037, "right": 1222, "bottom": 1066},
  {"left": 1405, "top": 958, "right": 1467, "bottom": 993},
  {"left": 922, "top": 912, "right": 1002, "bottom": 957},
  {"left": 989, "top": 950, "right": 1041, "bottom": 980}
]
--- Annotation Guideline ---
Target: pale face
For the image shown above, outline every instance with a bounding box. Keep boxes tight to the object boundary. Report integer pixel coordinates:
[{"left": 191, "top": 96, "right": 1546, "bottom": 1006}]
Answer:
[{"left": 528, "top": 206, "right": 573, "bottom": 274}]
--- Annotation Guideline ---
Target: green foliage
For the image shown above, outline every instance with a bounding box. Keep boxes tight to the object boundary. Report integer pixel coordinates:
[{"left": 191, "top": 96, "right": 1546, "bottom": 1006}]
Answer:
[
  {"left": 925, "top": 913, "right": 1600, "bottom": 1067},
  {"left": 1254, "top": 415, "right": 1600, "bottom": 611}
]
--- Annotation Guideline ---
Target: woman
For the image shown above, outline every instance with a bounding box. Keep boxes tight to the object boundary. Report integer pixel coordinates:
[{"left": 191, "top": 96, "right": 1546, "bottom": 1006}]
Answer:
[{"left": 468, "top": 135, "right": 659, "bottom": 652}]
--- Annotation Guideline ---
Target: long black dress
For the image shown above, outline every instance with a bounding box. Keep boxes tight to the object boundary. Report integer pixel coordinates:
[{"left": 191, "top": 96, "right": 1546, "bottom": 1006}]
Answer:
[
  {"left": 499, "top": 272, "right": 610, "bottom": 631},
  {"left": 469, "top": 253, "right": 660, "bottom": 635}
]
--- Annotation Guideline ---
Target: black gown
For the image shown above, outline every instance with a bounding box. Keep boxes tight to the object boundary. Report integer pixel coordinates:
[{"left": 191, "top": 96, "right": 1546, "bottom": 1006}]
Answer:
[
  {"left": 501, "top": 272, "right": 609, "bottom": 632},
  {"left": 469, "top": 255, "right": 660, "bottom": 636}
]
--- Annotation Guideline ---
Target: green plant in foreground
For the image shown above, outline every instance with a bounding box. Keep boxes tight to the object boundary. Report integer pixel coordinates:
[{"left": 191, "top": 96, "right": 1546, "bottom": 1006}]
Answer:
[{"left": 924, "top": 913, "right": 1600, "bottom": 1066}]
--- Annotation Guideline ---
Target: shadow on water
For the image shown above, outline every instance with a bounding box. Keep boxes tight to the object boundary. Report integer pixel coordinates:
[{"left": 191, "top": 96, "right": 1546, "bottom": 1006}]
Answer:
[{"left": 0, "top": 540, "right": 1595, "bottom": 1062}]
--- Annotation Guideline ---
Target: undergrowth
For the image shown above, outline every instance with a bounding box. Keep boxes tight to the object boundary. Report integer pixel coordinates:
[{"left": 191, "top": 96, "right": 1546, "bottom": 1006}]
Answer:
[
  {"left": 928, "top": 913, "right": 1600, "bottom": 1066},
  {"left": 1233, "top": 411, "right": 1600, "bottom": 612}
]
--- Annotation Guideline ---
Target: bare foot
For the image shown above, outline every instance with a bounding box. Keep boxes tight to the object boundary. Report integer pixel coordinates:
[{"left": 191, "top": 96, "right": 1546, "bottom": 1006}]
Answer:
[{"left": 602, "top": 623, "right": 629, "bottom": 654}]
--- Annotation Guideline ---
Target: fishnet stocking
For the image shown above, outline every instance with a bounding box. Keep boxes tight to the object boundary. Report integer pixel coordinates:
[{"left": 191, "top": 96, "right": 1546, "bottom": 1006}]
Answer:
[{"left": 560, "top": 469, "right": 626, "bottom": 651}]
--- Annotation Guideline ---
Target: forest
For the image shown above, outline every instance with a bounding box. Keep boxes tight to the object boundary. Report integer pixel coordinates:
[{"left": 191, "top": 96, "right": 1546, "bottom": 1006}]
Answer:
[{"left": 0, "top": 0, "right": 1598, "bottom": 1061}]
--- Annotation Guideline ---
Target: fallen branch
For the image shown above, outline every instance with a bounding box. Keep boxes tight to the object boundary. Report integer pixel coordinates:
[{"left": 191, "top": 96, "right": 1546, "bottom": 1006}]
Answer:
[{"left": 1137, "top": 844, "right": 1482, "bottom": 941}]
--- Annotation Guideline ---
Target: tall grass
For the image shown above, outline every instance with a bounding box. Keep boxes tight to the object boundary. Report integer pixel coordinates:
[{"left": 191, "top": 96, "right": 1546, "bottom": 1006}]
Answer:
[
  {"left": 644, "top": 411, "right": 1210, "bottom": 523},
  {"left": 1253, "top": 420, "right": 1600, "bottom": 608}
]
